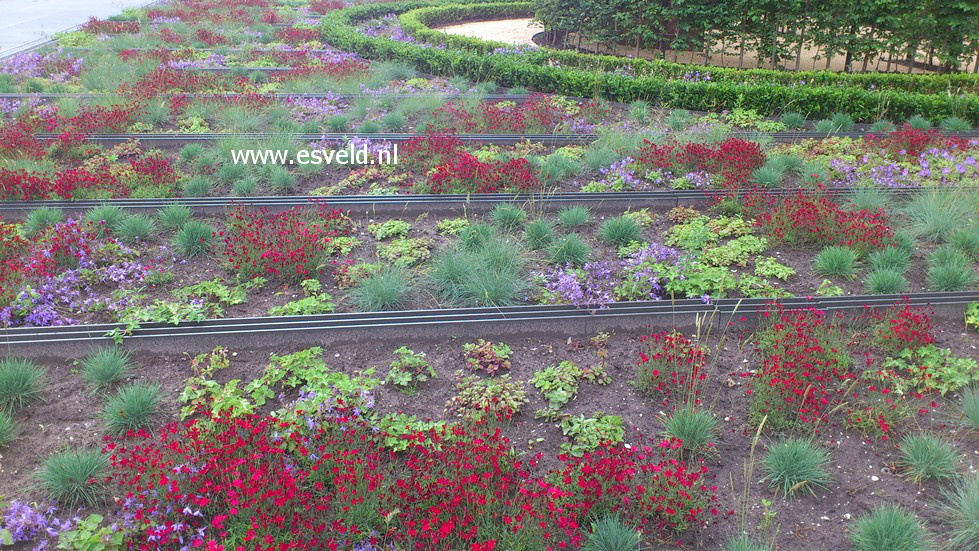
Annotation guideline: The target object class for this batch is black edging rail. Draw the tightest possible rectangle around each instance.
[1,186,976,217]
[2,292,976,349]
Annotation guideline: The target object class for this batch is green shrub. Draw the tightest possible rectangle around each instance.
[629,101,651,123]
[850,505,929,551]
[751,163,785,187]
[357,120,381,133]
[904,190,974,241]
[179,143,204,162]
[813,119,838,134]
[549,233,591,266]
[173,220,215,257]
[598,216,642,248]
[351,266,412,311]
[538,153,582,184]
[0,358,45,412]
[101,383,161,435]
[558,205,591,227]
[23,207,64,237]
[327,114,349,132]
[761,438,831,497]
[232,175,258,196]
[524,219,555,250]
[662,406,716,455]
[216,163,247,185]
[937,474,979,550]
[157,204,192,230]
[82,348,131,391]
[897,433,958,483]
[381,111,406,131]
[268,165,296,191]
[847,187,892,212]
[865,268,907,294]
[38,448,108,508]
[583,515,641,551]
[116,214,156,244]
[491,203,528,232]
[813,246,858,278]
[930,244,970,269]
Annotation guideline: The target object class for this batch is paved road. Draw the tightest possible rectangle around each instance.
[0,0,151,57]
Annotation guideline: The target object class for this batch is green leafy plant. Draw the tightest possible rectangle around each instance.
[445,372,528,421]
[368,219,411,240]
[967,302,979,331]
[56,513,126,550]
[868,247,910,273]
[101,382,161,435]
[958,386,979,429]
[560,412,625,456]
[815,279,844,296]
[850,504,929,551]
[462,339,512,374]
[0,357,45,412]
[754,257,795,280]
[84,205,125,237]
[377,237,431,267]
[430,231,528,307]
[761,438,831,497]
[436,217,469,236]
[375,413,450,452]
[81,347,131,391]
[386,346,435,393]
[725,534,772,551]
[880,345,979,396]
[533,360,582,416]
[897,433,958,483]
[269,279,335,316]
[38,448,109,508]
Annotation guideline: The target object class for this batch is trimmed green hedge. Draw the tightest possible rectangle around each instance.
[321,1,979,124]
[400,3,979,95]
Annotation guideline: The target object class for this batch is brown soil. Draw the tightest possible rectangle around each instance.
[2,317,977,549]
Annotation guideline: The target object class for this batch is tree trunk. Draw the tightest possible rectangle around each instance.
[861,27,876,72]
[795,26,804,70]
[738,38,745,69]
[825,49,833,70]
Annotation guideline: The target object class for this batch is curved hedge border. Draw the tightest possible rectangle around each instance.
[400,3,979,96]
[320,0,979,124]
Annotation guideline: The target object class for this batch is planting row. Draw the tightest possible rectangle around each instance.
[2,125,977,201]
[1,186,976,329]
[0,302,977,549]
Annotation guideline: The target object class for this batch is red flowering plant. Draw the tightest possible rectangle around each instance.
[536,438,718,548]
[104,411,391,550]
[635,138,765,188]
[865,124,970,157]
[746,305,855,432]
[0,219,28,304]
[401,133,542,194]
[845,302,936,440]
[81,17,140,34]
[222,203,353,281]
[756,190,894,255]
[309,0,344,13]
[635,331,708,407]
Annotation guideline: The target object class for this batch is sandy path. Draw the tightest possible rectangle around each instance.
[438,17,541,46]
